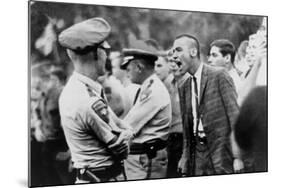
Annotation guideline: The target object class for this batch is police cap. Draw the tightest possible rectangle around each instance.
[58,17,111,54]
[121,40,158,70]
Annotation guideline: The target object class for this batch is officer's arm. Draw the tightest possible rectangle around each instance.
[85,105,117,144]
[123,93,161,136]
[85,104,129,159]
[108,107,132,131]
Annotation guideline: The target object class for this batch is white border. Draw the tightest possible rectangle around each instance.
[1,0,279,188]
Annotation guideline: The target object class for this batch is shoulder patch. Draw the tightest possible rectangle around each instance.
[91,99,109,123]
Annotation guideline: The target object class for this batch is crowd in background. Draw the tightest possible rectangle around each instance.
[29,2,267,186]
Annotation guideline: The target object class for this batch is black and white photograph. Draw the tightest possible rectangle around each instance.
[28,0,267,187]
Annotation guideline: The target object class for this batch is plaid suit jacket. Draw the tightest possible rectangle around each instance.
[178,63,239,175]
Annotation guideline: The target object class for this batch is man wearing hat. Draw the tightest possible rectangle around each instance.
[58,17,133,184]
[121,40,172,180]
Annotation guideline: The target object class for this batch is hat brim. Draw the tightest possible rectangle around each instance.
[121,48,158,70]
[100,41,111,49]
[120,56,134,70]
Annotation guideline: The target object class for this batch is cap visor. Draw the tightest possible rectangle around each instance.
[101,41,111,49]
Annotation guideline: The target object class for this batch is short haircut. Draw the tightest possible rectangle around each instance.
[175,34,201,58]
[135,58,155,70]
[67,48,97,63]
[210,39,236,64]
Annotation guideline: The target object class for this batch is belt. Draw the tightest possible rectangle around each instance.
[130,139,167,159]
[168,133,183,140]
[76,162,123,182]
[195,135,207,145]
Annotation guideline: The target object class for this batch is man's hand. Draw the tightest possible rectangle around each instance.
[108,130,132,159]
[177,156,188,176]
[111,129,134,145]
[246,38,267,67]
[56,150,71,161]
[121,129,134,142]
[233,158,244,173]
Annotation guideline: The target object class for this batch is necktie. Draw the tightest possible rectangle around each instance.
[191,76,200,136]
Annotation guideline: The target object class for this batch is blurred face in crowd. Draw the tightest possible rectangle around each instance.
[111,57,126,81]
[31,77,42,100]
[171,37,198,76]
[155,56,170,81]
[126,60,142,84]
[168,57,182,79]
[208,46,229,69]
[48,75,61,89]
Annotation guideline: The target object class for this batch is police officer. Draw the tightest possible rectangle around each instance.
[58,17,133,184]
[121,41,172,180]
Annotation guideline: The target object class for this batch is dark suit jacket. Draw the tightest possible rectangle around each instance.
[178,63,239,175]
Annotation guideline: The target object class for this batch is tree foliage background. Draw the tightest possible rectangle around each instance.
[30,1,264,65]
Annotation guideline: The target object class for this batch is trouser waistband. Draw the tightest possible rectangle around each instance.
[76,162,123,182]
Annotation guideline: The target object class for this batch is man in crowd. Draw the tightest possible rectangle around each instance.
[155,55,171,81]
[208,39,242,97]
[109,51,140,117]
[121,41,172,180]
[207,39,244,173]
[171,34,239,176]
[155,54,183,178]
[58,17,133,183]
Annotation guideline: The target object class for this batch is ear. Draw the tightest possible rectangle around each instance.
[225,54,231,63]
[190,48,198,58]
[136,62,144,73]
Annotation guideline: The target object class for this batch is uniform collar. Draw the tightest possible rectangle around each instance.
[140,73,157,90]
[143,73,157,84]
[72,71,102,93]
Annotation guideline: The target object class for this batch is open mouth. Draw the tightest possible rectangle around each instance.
[169,58,182,67]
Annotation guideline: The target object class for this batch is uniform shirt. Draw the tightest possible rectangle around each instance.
[124,74,172,144]
[163,74,182,134]
[59,72,122,169]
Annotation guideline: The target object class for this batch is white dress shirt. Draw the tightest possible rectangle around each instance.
[191,63,205,136]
